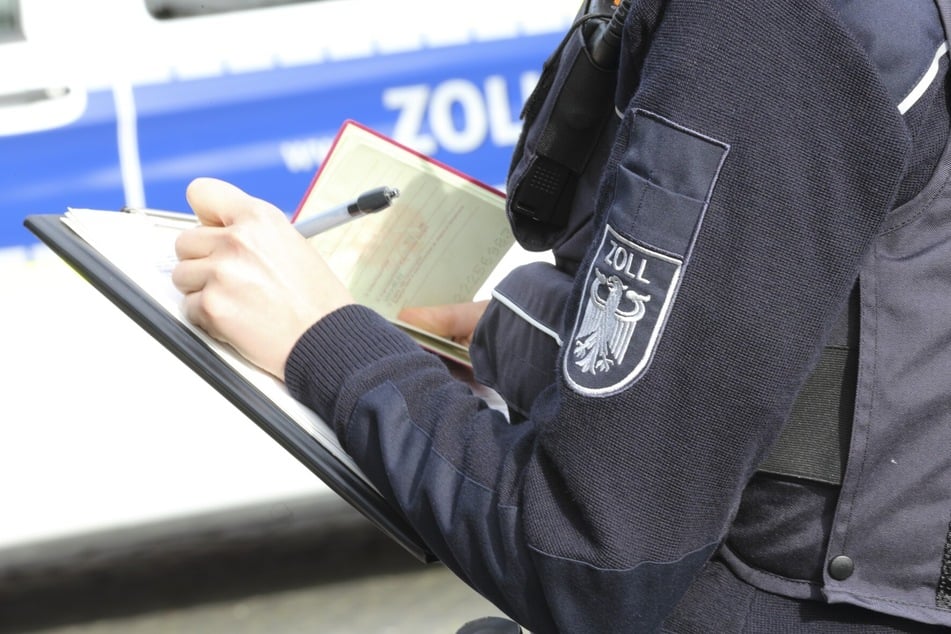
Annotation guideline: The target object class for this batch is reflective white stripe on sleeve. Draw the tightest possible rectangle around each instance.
[898,42,948,114]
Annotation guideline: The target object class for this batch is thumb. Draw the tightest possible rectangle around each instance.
[398,300,489,340]
[185,177,272,228]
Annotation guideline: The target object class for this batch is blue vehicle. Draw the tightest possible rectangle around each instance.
[0,0,577,251]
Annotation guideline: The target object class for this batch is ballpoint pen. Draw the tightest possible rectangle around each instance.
[120,185,399,235]
[294,185,400,237]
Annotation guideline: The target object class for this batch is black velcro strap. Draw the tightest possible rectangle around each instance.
[757,345,857,485]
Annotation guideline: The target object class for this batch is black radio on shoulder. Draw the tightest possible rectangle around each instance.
[509,0,631,230]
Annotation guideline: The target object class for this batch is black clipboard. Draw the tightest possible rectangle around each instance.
[25,214,435,563]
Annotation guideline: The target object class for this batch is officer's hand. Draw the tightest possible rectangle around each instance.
[172,177,354,380]
[398,300,489,347]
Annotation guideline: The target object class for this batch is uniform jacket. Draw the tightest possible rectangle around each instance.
[285,0,951,630]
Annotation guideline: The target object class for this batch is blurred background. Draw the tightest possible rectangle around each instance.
[0,0,577,631]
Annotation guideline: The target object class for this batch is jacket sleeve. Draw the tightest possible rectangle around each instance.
[285,1,912,631]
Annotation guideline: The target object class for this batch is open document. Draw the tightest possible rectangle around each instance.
[297,120,515,364]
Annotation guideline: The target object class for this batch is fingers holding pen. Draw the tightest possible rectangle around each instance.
[170,254,212,294]
[177,274,245,344]
[173,224,225,262]
[171,231,249,339]
[170,177,356,379]
[185,177,282,228]
[171,223,248,294]
[175,177,291,264]
[172,186,292,291]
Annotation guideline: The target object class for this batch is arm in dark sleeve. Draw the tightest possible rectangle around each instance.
[286,1,913,631]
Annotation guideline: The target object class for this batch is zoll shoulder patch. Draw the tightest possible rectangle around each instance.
[565,110,729,396]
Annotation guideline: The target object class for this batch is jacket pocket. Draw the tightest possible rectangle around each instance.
[563,109,730,395]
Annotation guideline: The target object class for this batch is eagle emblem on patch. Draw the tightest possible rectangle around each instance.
[572,270,651,375]
[565,225,683,396]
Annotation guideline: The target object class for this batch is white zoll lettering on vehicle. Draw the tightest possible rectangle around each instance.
[2,0,577,241]
[383,72,540,155]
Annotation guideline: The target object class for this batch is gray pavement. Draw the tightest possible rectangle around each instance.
[0,497,508,634]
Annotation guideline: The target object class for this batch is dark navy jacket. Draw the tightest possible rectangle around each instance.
[286,1,951,631]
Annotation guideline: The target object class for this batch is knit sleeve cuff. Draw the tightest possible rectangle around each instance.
[284,304,422,420]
